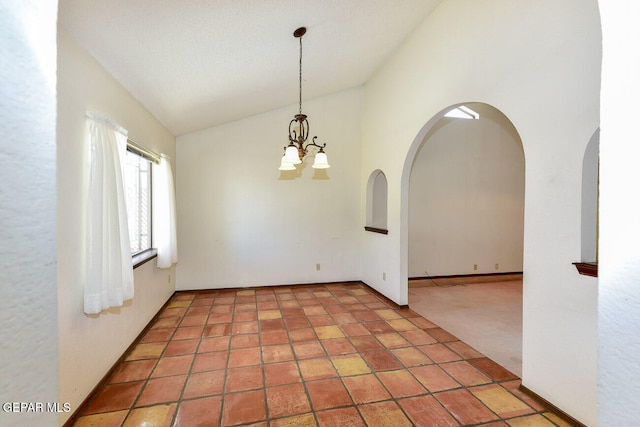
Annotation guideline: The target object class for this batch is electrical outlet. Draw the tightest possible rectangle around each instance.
[474,264,478,271]
[383,272,386,280]
[495,263,499,270]
[424,268,428,275]
[316,263,321,271]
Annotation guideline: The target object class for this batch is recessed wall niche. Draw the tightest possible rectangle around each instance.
[365,169,388,234]
[574,128,599,277]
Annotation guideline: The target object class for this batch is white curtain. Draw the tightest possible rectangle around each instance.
[84,113,134,314]
[153,154,178,268]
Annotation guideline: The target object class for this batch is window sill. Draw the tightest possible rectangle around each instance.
[364,226,388,235]
[133,248,157,269]
[573,262,598,278]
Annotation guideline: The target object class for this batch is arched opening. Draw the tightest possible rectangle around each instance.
[402,102,525,376]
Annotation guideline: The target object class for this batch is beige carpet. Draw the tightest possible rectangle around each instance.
[409,277,523,377]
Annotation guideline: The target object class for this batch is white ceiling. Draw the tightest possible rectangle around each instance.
[58,0,443,136]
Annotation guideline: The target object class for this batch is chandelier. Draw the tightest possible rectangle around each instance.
[279,27,330,171]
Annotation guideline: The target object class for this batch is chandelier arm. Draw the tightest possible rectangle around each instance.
[300,117,308,142]
[303,136,326,150]
[288,118,299,143]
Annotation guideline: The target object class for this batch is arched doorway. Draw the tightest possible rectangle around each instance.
[401,102,525,376]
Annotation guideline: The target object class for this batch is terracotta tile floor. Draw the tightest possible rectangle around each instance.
[72,283,571,426]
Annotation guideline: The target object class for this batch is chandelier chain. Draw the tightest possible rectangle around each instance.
[298,36,303,115]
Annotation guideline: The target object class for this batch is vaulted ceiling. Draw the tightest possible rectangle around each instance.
[59,0,443,136]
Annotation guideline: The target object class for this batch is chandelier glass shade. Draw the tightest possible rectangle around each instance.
[279,27,330,171]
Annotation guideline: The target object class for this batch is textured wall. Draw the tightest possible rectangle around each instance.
[598,1,640,425]
[0,2,59,426]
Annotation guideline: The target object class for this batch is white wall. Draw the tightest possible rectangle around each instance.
[360,0,600,424]
[408,103,524,277]
[598,2,640,425]
[56,29,176,424]
[176,88,362,290]
[0,2,59,426]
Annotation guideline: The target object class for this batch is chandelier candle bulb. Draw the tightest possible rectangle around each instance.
[279,155,296,171]
[284,144,302,165]
[312,148,330,169]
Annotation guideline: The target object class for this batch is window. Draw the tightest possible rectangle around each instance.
[123,138,161,264]
[124,139,162,268]
[125,149,152,254]
[444,105,480,120]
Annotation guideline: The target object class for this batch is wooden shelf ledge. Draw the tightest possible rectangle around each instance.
[364,226,388,235]
[573,262,598,277]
